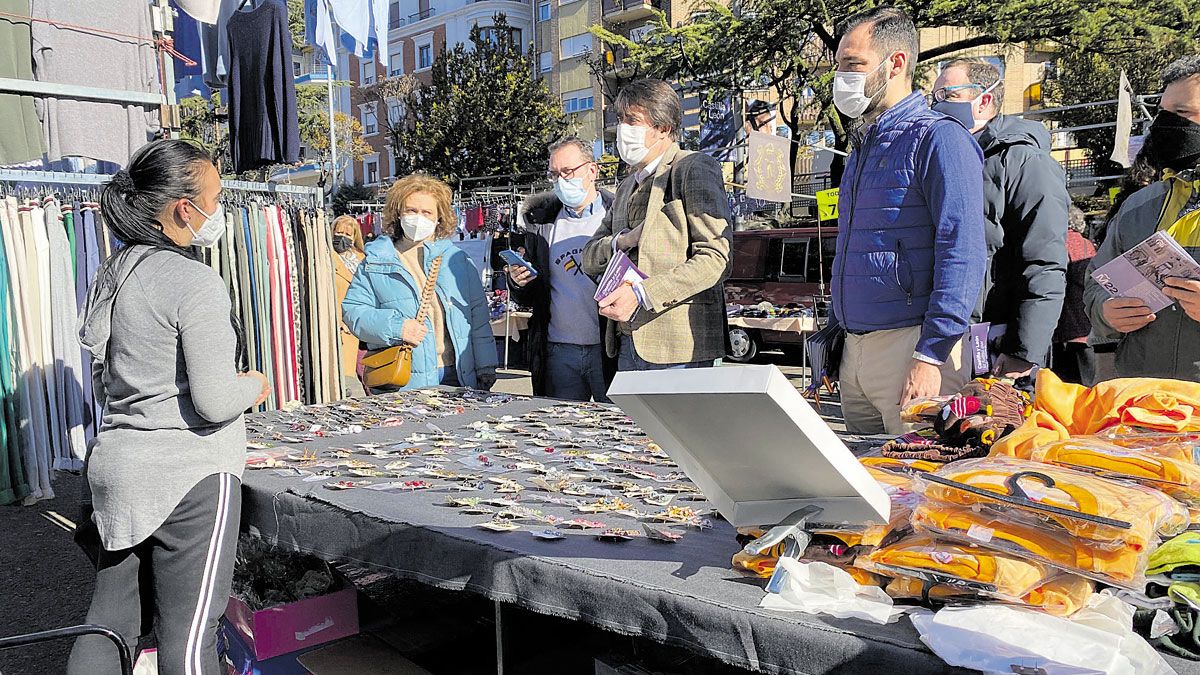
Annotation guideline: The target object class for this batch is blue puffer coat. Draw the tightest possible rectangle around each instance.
[832,93,987,363]
[342,236,498,389]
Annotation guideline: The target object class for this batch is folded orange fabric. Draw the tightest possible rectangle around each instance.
[992,370,1200,459]
[916,457,1189,549]
[1030,438,1200,508]
[859,535,1049,599]
[883,572,1093,617]
[912,504,1148,588]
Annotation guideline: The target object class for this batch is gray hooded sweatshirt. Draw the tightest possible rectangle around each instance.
[79,245,260,550]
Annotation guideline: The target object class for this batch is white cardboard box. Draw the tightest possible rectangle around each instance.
[608,364,890,528]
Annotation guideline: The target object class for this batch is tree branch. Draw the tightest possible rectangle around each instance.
[918,35,1003,62]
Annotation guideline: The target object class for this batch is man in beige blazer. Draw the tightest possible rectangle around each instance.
[582,79,733,371]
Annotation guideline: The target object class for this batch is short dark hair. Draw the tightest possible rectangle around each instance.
[615,79,684,140]
[548,137,594,162]
[1163,55,1200,87]
[943,57,1005,110]
[839,6,919,78]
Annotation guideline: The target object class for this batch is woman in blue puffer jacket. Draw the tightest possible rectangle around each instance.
[342,174,498,390]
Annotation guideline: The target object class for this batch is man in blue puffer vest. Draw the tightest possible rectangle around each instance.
[830,7,987,434]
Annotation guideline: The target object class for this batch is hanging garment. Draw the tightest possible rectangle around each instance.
[0,206,28,505]
[28,200,65,473]
[0,0,45,165]
[62,202,76,277]
[197,0,241,88]
[226,0,300,173]
[174,0,222,23]
[78,204,102,443]
[43,198,85,469]
[9,199,52,500]
[29,0,161,165]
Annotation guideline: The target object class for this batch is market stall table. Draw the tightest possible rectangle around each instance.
[236,390,1200,675]
[490,311,531,339]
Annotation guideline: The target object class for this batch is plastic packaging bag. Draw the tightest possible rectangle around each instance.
[1031,437,1200,507]
[758,559,917,624]
[1096,426,1200,462]
[911,591,1175,675]
[859,534,1056,601]
[914,457,1188,549]
[912,503,1150,589]
[884,571,1094,617]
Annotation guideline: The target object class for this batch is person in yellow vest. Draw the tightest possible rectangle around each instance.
[1085,56,1200,381]
[331,215,367,397]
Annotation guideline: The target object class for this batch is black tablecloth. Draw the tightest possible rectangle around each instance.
[237,391,1199,674]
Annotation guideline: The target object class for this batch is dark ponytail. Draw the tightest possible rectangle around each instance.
[94,139,247,370]
[100,139,212,250]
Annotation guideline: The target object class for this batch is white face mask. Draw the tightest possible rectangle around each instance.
[833,58,890,119]
[617,123,661,166]
[400,214,437,241]
[186,200,225,248]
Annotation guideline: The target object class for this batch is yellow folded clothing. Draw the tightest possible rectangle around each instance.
[859,535,1048,599]
[911,504,1148,589]
[1031,438,1200,508]
[883,572,1093,617]
[915,457,1188,549]
[1096,427,1200,462]
[992,370,1200,459]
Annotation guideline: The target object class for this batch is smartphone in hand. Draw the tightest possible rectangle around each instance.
[499,249,538,277]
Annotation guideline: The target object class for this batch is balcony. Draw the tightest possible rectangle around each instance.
[409,8,436,23]
[389,16,405,29]
[602,0,660,23]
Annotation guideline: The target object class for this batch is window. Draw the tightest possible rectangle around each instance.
[388,1,402,29]
[538,1,550,20]
[539,51,552,72]
[560,33,591,60]
[360,60,374,85]
[362,104,378,135]
[388,100,404,124]
[563,88,593,114]
[366,160,379,185]
[389,49,403,77]
[292,61,301,77]
[779,240,808,279]
[480,26,520,47]
[418,43,433,70]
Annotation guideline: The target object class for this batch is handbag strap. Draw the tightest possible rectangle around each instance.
[413,255,443,326]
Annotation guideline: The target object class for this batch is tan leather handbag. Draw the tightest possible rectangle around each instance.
[362,256,443,389]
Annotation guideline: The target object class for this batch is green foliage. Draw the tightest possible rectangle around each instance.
[392,14,567,187]
[288,0,306,52]
[589,0,1198,163]
[332,182,378,216]
[1047,36,1198,173]
[178,92,233,174]
[294,83,371,187]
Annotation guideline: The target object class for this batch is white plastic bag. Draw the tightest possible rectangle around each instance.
[759,559,915,625]
[911,591,1175,675]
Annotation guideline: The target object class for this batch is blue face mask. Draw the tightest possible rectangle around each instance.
[554,177,588,209]
[932,100,976,131]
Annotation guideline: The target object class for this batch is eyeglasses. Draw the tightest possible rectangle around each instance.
[546,161,593,182]
[930,84,984,103]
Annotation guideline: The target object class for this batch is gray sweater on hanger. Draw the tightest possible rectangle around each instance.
[79,246,261,550]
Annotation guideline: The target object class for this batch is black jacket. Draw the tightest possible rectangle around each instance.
[512,190,617,397]
[976,114,1069,366]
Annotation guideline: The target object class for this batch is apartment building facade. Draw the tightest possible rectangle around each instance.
[337,0,534,187]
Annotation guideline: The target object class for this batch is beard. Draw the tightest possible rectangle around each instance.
[859,67,890,120]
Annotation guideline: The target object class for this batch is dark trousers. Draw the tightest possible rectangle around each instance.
[1052,341,1097,386]
[546,342,610,403]
[68,473,241,675]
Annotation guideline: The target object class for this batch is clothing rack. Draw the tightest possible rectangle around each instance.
[0,0,184,126]
[0,169,322,199]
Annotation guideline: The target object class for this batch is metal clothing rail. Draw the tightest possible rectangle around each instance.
[0,169,322,199]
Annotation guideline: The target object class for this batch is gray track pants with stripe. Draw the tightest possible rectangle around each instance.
[68,473,240,675]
